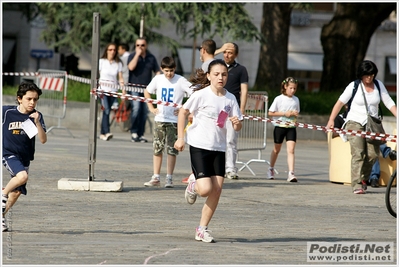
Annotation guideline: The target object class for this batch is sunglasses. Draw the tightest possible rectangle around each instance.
[136,44,145,47]
[198,47,202,51]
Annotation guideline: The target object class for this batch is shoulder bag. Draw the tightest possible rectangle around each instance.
[360,83,386,146]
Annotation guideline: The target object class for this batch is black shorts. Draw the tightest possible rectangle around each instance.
[273,127,297,144]
[189,146,225,179]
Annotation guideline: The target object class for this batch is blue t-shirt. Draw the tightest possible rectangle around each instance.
[2,105,46,164]
[127,52,160,86]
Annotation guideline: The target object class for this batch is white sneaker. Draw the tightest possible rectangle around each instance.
[185,174,197,204]
[99,134,107,141]
[226,171,238,179]
[195,226,214,243]
[267,167,275,179]
[165,176,174,188]
[105,133,113,140]
[144,175,160,187]
[287,171,297,182]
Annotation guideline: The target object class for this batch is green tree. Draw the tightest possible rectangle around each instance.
[160,3,262,72]
[11,3,261,58]
[254,3,311,92]
[320,3,396,92]
[254,4,292,92]
[35,3,178,53]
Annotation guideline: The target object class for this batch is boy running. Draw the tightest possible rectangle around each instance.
[2,82,47,232]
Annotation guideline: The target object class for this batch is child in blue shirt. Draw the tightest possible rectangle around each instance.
[2,82,47,232]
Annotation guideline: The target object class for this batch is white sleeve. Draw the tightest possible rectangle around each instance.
[377,80,396,110]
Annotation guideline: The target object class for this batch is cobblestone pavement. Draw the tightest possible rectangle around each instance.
[2,129,396,265]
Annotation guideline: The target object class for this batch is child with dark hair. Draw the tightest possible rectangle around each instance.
[2,82,47,232]
[174,59,243,243]
[267,77,300,182]
[143,56,193,188]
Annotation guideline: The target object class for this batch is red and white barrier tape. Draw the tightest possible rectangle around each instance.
[3,72,146,92]
[4,72,395,143]
[92,89,182,108]
[92,89,396,143]
[244,115,396,142]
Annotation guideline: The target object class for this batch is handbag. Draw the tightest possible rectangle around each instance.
[115,99,131,123]
[360,83,386,146]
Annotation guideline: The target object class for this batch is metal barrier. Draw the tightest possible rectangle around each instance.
[236,91,273,176]
[21,69,73,137]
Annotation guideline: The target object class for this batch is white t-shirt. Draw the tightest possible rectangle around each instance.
[202,59,215,72]
[339,79,395,126]
[269,94,300,128]
[146,74,193,123]
[184,86,243,152]
[119,52,130,84]
[99,58,123,92]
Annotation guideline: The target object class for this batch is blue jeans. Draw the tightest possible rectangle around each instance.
[369,143,391,181]
[130,92,148,137]
[101,95,116,135]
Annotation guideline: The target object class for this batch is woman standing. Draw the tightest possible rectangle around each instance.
[174,59,243,243]
[99,42,125,141]
[327,60,397,194]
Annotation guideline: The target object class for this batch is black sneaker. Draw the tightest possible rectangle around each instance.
[2,194,8,215]
[131,133,140,142]
[370,179,379,188]
[2,217,7,232]
[389,150,397,161]
[139,136,148,143]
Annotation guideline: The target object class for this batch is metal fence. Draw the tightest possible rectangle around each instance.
[236,91,272,176]
[21,69,73,137]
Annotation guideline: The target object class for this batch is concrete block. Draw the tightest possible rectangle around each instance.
[58,178,123,192]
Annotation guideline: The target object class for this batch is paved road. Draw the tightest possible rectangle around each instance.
[2,128,396,265]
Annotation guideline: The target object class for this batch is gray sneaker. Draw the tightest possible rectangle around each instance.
[144,176,160,187]
[165,176,174,188]
[267,167,275,179]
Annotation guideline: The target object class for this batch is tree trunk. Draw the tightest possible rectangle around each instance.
[320,3,395,92]
[254,3,292,92]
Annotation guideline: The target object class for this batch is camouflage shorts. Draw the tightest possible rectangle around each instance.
[153,122,178,156]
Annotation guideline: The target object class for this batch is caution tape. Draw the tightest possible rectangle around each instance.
[93,89,182,108]
[243,115,396,143]
[4,71,396,143]
[92,89,396,143]
[3,72,147,92]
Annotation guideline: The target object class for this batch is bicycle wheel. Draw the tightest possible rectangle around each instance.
[385,169,396,218]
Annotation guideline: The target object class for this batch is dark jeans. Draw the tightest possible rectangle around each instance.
[369,143,392,181]
[130,92,148,137]
[101,95,116,135]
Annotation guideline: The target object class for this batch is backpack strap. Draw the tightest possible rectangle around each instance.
[347,79,360,113]
[374,79,383,119]
[346,78,382,119]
